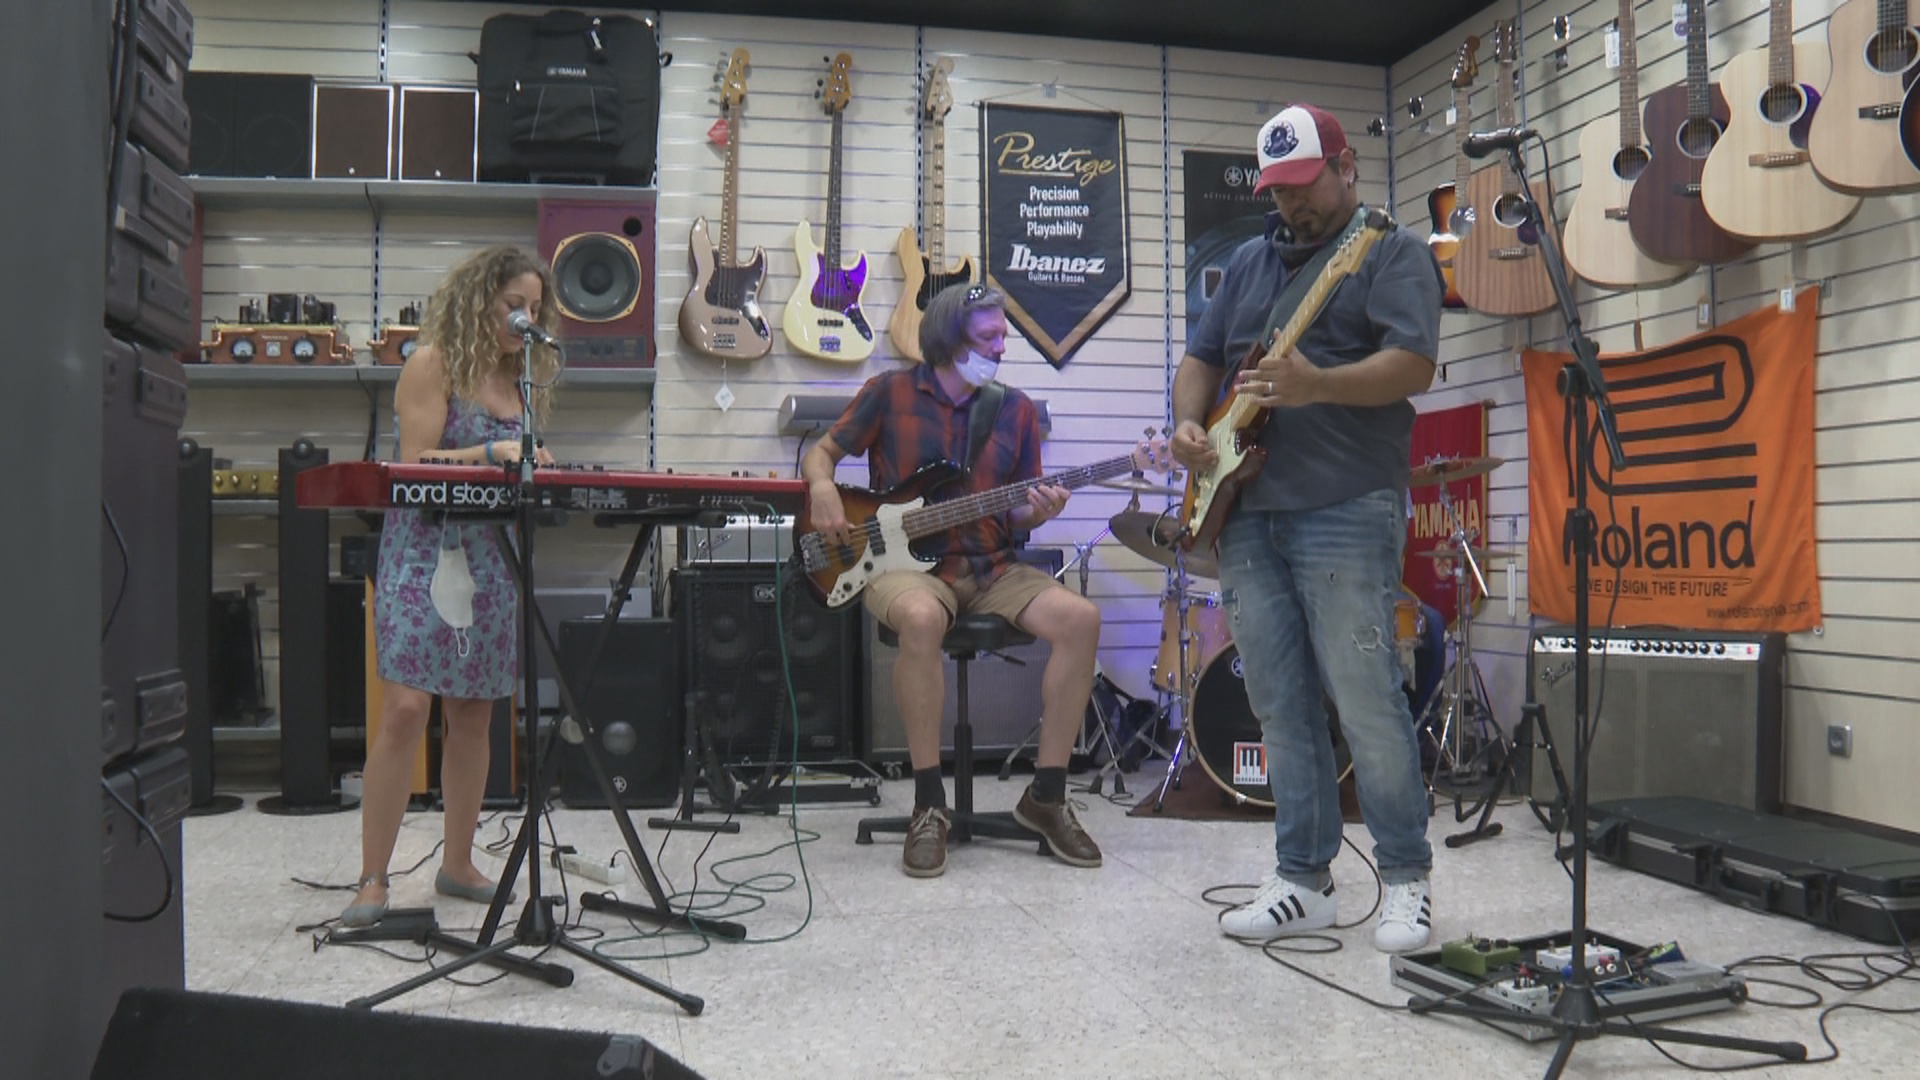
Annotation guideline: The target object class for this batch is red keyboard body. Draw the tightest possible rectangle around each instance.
[295,461,804,517]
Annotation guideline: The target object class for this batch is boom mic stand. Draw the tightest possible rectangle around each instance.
[1408,138,1803,1077]
[347,330,714,1016]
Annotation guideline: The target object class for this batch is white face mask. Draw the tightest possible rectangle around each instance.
[954,349,1000,388]
[430,527,476,656]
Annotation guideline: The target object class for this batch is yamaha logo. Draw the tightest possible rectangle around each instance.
[1224,165,1249,187]
[546,64,590,79]
[1264,120,1299,160]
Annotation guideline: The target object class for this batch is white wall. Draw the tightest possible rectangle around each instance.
[1390,0,1920,831]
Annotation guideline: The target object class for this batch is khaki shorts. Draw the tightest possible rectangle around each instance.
[863,563,1061,630]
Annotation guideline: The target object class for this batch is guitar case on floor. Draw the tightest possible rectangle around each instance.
[475,9,666,185]
[1588,796,1920,946]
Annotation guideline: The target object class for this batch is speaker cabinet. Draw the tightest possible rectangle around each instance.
[184,71,313,178]
[865,620,1051,765]
[673,564,862,765]
[557,618,681,809]
[536,198,656,367]
[312,83,392,179]
[398,86,477,181]
[1527,627,1786,813]
[93,988,707,1080]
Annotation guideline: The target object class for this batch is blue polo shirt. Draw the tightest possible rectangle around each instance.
[1186,208,1444,511]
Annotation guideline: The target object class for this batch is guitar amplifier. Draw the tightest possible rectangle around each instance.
[1526,626,1786,814]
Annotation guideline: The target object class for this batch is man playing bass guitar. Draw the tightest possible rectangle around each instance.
[1169,104,1443,952]
[801,283,1103,878]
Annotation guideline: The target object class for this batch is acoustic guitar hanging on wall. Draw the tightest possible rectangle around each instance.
[1452,21,1558,318]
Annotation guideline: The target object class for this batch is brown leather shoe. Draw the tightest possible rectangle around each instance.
[1013,787,1102,868]
[903,806,950,878]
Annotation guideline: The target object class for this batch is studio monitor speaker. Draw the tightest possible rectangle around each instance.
[91,988,706,1080]
[673,564,862,765]
[557,617,681,809]
[537,198,656,367]
[184,72,314,178]
[1526,627,1786,814]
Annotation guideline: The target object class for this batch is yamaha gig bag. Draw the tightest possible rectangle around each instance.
[475,10,663,185]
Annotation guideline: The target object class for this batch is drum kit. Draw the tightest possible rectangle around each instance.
[1075,452,1518,814]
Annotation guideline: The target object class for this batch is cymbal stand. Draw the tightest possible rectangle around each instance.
[1148,541,1200,812]
[997,528,1128,790]
[1417,482,1506,799]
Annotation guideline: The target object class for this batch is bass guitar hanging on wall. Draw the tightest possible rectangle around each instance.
[785,52,874,363]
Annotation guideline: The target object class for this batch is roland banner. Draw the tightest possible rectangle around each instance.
[980,103,1129,367]
[1524,296,1821,632]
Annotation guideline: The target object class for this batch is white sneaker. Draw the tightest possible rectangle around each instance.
[1219,874,1337,941]
[1375,879,1433,953]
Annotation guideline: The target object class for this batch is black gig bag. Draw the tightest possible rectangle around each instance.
[475,9,664,185]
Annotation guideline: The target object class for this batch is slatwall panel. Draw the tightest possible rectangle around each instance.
[1392,0,1920,832]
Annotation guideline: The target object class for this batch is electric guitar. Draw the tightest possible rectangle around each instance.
[784,52,874,363]
[1701,0,1861,241]
[1453,21,1558,317]
[797,439,1171,608]
[1178,210,1392,554]
[889,57,978,362]
[1817,0,1920,192]
[1425,36,1479,311]
[1564,0,1697,290]
[680,49,772,361]
[1626,0,1756,265]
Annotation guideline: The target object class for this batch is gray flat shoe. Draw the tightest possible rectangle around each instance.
[435,869,511,904]
[339,876,388,928]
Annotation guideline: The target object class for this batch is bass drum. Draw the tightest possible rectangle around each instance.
[1189,644,1351,808]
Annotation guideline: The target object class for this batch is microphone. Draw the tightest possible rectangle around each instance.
[1462,125,1536,159]
[507,309,559,346]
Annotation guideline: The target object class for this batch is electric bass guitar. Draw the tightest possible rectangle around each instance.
[1564,0,1697,289]
[1425,36,1479,310]
[784,52,874,363]
[1453,21,1558,317]
[798,439,1171,608]
[1701,0,1861,241]
[1626,0,1755,265]
[680,48,772,360]
[1178,209,1392,554]
[890,57,978,362]
[1818,0,1920,192]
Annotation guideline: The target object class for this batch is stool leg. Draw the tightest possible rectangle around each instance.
[953,654,974,842]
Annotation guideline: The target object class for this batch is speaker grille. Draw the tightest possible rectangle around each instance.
[1527,628,1785,813]
[552,232,642,322]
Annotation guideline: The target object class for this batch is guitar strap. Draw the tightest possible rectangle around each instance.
[963,380,1006,476]
[1231,205,1374,382]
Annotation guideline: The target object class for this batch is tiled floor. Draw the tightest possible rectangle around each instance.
[185,766,1920,1079]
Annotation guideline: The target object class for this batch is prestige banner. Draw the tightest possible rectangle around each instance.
[1524,296,1821,632]
[980,103,1129,367]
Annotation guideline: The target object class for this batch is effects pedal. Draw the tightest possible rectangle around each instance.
[1535,942,1623,978]
[1487,974,1552,1011]
[1441,935,1522,977]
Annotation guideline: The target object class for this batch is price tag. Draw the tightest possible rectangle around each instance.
[1779,287,1796,313]
[1696,300,1712,328]
[1446,105,1457,126]
[1605,28,1621,69]
[1673,2,1688,40]
[715,384,735,412]
[706,118,730,147]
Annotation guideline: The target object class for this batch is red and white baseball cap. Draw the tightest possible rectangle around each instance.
[1253,104,1349,193]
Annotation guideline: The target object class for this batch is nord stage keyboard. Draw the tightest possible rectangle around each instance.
[295,461,805,518]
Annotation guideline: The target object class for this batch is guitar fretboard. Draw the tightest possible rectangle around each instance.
[1766,0,1795,89]
[1685,0,1710,121]
[1494,27,1522,196]
[1452,84,1472,193]
[926,115,948,268]
[899,453,1142,539]
[1617,0,1642,149]
[721,102,741,265]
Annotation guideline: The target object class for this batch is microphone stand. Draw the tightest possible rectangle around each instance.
[1408,140,1802,1077]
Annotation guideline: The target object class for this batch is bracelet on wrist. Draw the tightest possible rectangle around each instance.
[484,442,496,465]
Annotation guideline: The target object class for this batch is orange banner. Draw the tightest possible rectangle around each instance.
[1524,297,1820,632]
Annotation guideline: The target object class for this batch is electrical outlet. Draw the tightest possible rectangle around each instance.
[1827,724,1853,758]
[554,851,627,885]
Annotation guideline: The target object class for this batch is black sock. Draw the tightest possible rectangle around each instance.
[914,767,947,811]
[1032,767,1067,804]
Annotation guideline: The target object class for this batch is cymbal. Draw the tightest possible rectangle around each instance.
[1414,545,1522,563]
[1108,510,1219,579]
[1096,474,1185,497]
[1409,455,1506,486]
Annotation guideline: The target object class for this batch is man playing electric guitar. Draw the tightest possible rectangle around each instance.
[801,283,1103,878]
[1169,104,1443,952]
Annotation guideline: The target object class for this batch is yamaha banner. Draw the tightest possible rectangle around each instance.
[1182,149,1268,340]
[980,103,1130,368]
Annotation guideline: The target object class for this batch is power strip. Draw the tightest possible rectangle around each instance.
[553,851,627,886]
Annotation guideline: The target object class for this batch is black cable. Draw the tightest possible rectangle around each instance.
[101,776,176,922]
[290,839,444,893]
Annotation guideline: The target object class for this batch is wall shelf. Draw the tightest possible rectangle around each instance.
[185,363,656,389]
[189,176,657,215]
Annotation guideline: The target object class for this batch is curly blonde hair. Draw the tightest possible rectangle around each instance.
[419,246,561,418]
